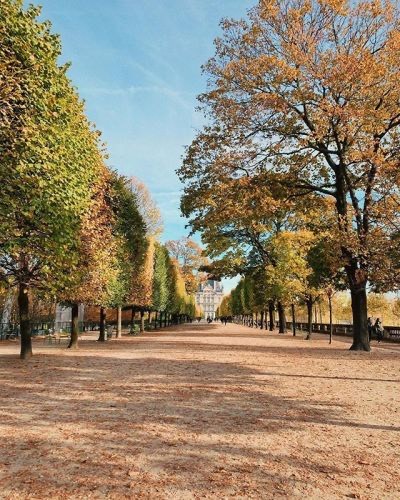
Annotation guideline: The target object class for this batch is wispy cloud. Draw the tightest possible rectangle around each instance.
[83,84,194,111]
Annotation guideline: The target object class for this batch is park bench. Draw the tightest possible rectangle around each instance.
[386,328,400,340]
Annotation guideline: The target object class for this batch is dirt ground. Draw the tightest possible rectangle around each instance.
[0,323,399,499]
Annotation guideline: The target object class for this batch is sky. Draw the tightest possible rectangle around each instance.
[32,0,253,292]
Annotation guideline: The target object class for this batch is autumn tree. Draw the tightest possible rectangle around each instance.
[130,237,155,332]
[217,295,232,318]
[60,171,146,347]
[165,237,208,294]
[0,1,107,358]
[179,0,400,350]
[128,177,163,239]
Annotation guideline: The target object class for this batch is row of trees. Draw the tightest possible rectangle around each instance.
[217,277,400,337]
[179,0,400,351]
[0,1,199,359]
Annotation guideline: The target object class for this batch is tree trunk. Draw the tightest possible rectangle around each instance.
[116,306,122,338]
[336,176,370,351]
[349,283,370,351]
[98,307,106,342]
[268,301,275,331]
[291,303,296,337]
[131,307,135,334]
[154,311,158,329]
[305,297,313,340]
[328,297,333,345]
[260,310,264,330]
[18,283,32,359]
[140,310,145,333]
[277,301,286,333]
[68,303,79,349]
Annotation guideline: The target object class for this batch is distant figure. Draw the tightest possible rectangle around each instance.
[224,317,227,325]
[374,318,384,343]
[196,317,201,323]
[367,317,373,342]
[207,316,212,324]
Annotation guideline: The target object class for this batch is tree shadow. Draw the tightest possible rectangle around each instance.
[0,353,349,497]
[0,327,398,497]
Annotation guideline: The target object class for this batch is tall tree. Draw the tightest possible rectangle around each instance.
[0,1,106,358]
[128,177,163,239]
[165,237,208,294]
[180,0,400,350]
[152,243,170,324]
[60,172,146,347]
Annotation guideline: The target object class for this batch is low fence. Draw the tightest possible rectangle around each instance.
[286,322,400,342]
[233,317,400,342]
[0,315,185,340]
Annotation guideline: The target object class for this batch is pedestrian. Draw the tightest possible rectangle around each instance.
[374,318,384,343]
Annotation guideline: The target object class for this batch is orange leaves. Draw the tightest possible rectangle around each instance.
[319,0,348,14]
[130,237,155,308]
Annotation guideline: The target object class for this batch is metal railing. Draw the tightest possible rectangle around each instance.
[286,322,400,341]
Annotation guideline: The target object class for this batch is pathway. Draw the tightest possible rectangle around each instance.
[0,323,399,499]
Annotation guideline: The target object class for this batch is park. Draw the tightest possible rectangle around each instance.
[1,0,400,498]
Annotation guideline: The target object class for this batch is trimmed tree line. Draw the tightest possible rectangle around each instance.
[0,1,199,359]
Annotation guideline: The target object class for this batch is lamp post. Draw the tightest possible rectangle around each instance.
[291,302,296,337]
[326,287,333,345]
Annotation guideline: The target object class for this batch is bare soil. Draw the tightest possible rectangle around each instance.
[0,323,399,499]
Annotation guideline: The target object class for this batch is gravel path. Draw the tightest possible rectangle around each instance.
[0,323,399,499]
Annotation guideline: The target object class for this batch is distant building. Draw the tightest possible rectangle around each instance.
[196,280,224,319]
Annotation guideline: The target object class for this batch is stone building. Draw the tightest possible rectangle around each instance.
[195,280,224,319]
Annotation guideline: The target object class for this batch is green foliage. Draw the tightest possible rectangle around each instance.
[0,0,104,294]
[152,243,170,312]
[108,174,147,307]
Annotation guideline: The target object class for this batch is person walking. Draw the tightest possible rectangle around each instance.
[374,318,384,343]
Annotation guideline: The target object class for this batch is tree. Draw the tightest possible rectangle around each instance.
[180,0,400,350]
[165,237,208,294]
[60,171,146,347]
[217,294,232,318]
[128,177,163,238]
[130,237,155,332]
[152,243,170,327]
[0,1,107,358]
[124,177,164,331]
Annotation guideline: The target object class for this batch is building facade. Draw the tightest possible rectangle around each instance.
[195,280,224,319]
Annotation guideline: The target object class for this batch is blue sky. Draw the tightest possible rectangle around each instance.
[33,0,253,290]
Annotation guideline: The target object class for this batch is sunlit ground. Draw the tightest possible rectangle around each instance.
[0,323,399,499]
